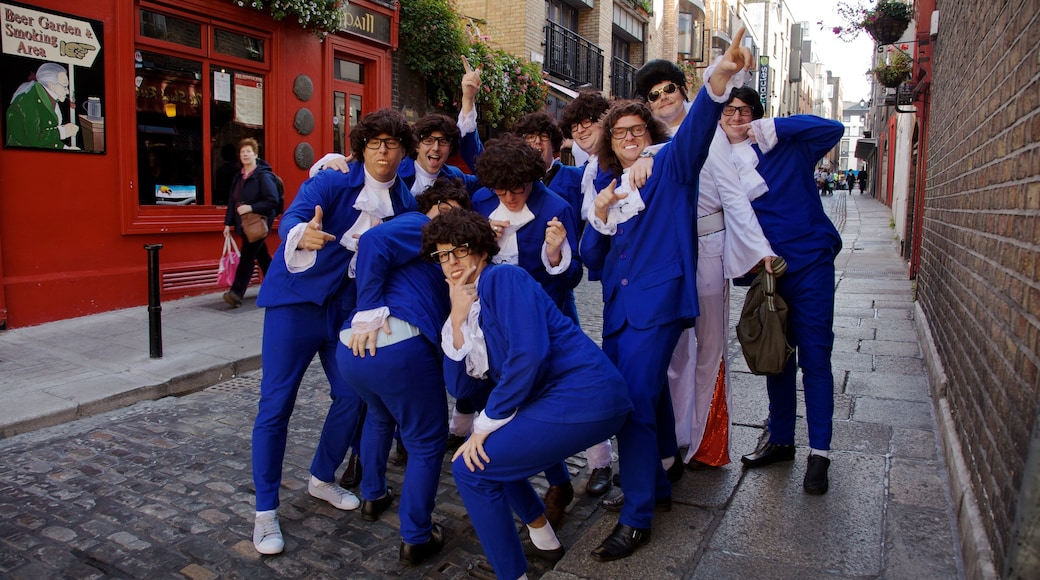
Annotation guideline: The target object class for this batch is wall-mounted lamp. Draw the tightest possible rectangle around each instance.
[164,103,176,117]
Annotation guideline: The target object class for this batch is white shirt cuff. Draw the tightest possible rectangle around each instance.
[457,108,478,136]
[284,222,317,273]
[541,240,572,274]
[441,318,472,361]
[752,119,778,154]
[703,56,750,103]
[309,153,347,178]
[473,409,517,435]
[351,307,390,333]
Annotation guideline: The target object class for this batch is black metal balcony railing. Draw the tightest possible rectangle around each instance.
[544,20,604,90]
[611,57,637,99]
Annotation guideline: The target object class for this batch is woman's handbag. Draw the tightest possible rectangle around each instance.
[240,211,269,243]
[736,257,794,375]
[217,234,240,287]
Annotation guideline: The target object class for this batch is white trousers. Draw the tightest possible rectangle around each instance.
[667,252,731,464]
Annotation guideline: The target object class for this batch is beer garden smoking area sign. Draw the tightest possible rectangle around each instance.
[1,1,103,151]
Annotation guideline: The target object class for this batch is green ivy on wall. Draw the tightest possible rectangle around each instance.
[399,0,547,127]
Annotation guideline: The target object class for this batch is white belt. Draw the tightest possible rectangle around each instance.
[697,211,725,237]
[339,316,422,348]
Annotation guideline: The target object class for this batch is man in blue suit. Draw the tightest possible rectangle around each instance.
[718,86,844,495]
[249,108,417,555]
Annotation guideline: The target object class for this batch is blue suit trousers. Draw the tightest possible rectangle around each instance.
[337,335,447,544]
[766,257,836,450]
[252,302,364,511]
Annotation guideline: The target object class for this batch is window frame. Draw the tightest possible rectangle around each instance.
[124,1,272,234]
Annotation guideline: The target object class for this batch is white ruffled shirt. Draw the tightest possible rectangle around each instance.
[410,164,439,196]
[440,288,517,435]
[586,168,646,235]
[284,168,395,276]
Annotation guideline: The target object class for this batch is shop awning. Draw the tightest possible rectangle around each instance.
[855,139,877,160]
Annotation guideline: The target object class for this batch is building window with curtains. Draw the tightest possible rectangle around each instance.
[134,7,268,208]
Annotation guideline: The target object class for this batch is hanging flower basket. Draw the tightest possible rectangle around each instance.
[863,13,910,44]
[872,51,912,88]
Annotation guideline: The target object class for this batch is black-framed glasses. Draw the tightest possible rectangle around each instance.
[420,135,452,147]
[722,105,753,117]
[429,243,471,263]
[365,137,402,150]
[494,185,528,197]
[523,133,551,144]
[570,118,594,132]
[610,124,648,140]
[647,82,678,103]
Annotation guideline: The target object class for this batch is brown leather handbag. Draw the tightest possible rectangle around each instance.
[240,212,269,243]
[736,257,793,375]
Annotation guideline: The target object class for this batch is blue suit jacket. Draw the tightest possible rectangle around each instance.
[579,88,722,336]
[444,264,632,423]
[749,115,844,272]
[547,160,585,223]
[471,182,583,315]
[257,162,416,309]
[352,212,448,343]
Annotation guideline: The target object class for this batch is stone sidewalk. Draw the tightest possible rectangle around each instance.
[0,192,966,578]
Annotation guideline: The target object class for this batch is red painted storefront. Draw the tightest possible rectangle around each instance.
[0,0,397,328]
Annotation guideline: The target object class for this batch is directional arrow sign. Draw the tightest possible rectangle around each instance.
[1,3,100,68]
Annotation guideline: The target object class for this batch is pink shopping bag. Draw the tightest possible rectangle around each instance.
[217,234,240,287]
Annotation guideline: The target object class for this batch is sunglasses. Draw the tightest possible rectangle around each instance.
[647,83,678,103]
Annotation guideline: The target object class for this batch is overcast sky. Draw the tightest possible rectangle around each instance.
[783,0,875,104]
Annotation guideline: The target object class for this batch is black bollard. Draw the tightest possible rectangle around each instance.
[145,244,163,358]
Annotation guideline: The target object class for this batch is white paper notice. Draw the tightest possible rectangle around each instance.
[214,71,231,102]
[234,73,264,127]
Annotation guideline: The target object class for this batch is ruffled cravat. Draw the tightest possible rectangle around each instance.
[410,164,439,196]
[341,169,395,276]
[488,203,535,265]
[587,168,646,235]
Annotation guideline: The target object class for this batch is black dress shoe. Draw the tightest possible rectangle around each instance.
[585,467,612,497]
[803,454,831,495]
[740,442,796,468]
[590,523,651,562]
[666,453,683,483]
[599,492,671,513]
[520,529,565,564]
[685,458,716,471]
[542,482,574,529]
[339,453,362,488]
[400,523,444,566]
[362,487,394,522]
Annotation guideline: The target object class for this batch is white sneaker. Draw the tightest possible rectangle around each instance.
[308,475,360,510]
[253,511,284,555]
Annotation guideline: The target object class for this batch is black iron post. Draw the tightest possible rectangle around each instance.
[144,244,163,358]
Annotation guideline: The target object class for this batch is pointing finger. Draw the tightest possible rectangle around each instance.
[461,55,472,73]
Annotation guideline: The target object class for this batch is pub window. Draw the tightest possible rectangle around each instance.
[134,8,269,209]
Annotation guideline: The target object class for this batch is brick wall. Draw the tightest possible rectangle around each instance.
[918,0,1040,571]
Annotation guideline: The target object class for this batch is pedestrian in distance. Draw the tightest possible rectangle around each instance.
[222,138,278,308]
[718,86,845,495]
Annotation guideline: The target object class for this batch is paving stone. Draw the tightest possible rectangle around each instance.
[854,397,935,430]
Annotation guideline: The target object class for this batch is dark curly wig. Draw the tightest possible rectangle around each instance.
[422,209,499,263]
[415,177,472,214]
[560,91,611,139]
[411,114,462,159]
[475,134,546,190]
[349,108,417,160]
[594,100,672,176]
[726,87,765,120]
[510,112,564,154]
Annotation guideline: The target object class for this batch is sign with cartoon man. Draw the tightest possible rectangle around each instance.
[1,2,104,151]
